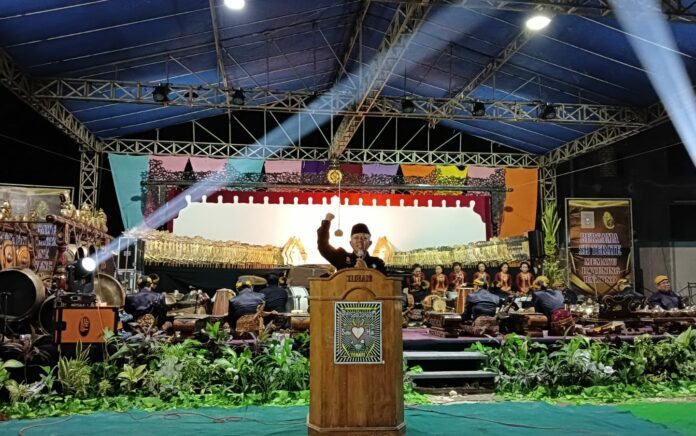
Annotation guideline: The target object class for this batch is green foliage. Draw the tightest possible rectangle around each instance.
[57,344,91,399]
[0,329,433,419]
[541,202,561,258]
[474,328,696,403]
[117,364,148,391]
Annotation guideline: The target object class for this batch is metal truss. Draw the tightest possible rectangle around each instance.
[374,0,696,23]
[79,151,100,207]
[0,50,103,154]
[32,77,648,127]
[331,1,433,157]
[432,30,533,126]
[540,100,668,166]
[539,164,557,206]
[333,0,372,87]
[103,138,540,167]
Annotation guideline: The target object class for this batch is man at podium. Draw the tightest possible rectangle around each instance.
[317,213,386,273]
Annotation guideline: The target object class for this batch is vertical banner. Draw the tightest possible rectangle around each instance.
[566,199,633,297]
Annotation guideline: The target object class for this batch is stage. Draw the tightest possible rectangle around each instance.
[402,327,659,351]
[0,402,684,435]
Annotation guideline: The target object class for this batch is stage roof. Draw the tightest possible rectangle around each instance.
[1,0,696,155]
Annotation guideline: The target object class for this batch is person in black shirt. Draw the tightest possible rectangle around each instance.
[229,280,266,329]
[462,279,501,321]
[317,213,386,273]
[649,275,684,310]
[531,276,564,320]
[124,276,166,324]
[259,274,288,313]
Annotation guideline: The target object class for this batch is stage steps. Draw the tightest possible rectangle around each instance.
[404,351,495,394]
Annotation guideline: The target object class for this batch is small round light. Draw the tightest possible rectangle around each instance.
[80,257,97,273]
[224,0,245,10]
[525,14,551,31]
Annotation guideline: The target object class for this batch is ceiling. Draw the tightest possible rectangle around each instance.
[1,0,696,155]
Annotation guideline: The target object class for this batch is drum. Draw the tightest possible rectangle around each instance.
[211,288,236,317]
[93,273,126,307]
[290,314,310,331]
[456,287,475,314]
[15,245,32,269]
[1,240,16,269]
[38,295,56,334]
[286,286,309,313]
[0,268,46,321]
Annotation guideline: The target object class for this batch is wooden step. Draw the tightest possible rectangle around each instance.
[407,370,495,379]
[403,351,486,361]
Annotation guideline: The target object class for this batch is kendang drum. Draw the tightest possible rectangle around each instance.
[286,286,309,313]
[0,268,45,321]
[211,288,236,317]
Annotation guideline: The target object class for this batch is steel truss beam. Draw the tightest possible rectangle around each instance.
[32,77,647,127]
[333,0,371,87]
[79,151,100,207]
[539,164,557,206]
[103,138,539,167]
[374,0,696,23]
[331,1,433,157]
[0,51,102,154]
[432,30,533,126]
[0,49,103,206]
[540,100,668,166]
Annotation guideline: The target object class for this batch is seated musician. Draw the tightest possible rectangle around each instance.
[649,275,684,310]
[317,213,385,273]
[494,262,513,296]
[531,276,564,320]
[430,265,449,295]
[448,262,467,288]
[473,262,491,286]
[259,274,288,313]
[461,278,501,322]
[124,276,166,324]
[406,264,425,290]
[148,274,160,291]
[516,261,535,295]
[410,280,431,309]
[615,278,641,298]
[229,279,266,329]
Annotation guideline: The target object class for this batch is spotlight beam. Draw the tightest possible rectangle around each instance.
[610,0,696,166]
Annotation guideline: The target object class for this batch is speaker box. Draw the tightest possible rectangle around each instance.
[54,306,119,344]
[527,230,545,259]
[117,238,144,270]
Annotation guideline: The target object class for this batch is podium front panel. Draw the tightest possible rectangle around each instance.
[308,269,404,434]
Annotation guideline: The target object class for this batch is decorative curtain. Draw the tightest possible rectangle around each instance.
[151,155,189,171]
[362,164,399,176]
[108,154,150,229]
[499,168,539,238]
[189,157,227,173]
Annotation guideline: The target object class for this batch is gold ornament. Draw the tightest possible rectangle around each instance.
[327,168,343,184]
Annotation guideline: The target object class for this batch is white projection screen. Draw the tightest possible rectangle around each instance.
[172,191,491,265]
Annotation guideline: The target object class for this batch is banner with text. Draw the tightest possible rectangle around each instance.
[566,199,633,297]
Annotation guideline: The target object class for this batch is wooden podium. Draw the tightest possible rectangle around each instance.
[308,268,405,435]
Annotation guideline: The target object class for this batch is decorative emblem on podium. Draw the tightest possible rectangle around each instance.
[334,302,382,364]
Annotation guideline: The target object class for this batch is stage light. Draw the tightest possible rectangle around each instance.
[79,257,97,274]
[224,0,245,10]
[231,89,245,106]
[472,101,486,117]
[526,14,551,31]
[401,98,415,113]
[540,103,557,120]
[152,84,170,103]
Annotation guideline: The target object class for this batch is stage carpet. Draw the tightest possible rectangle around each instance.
[1,402,689,435]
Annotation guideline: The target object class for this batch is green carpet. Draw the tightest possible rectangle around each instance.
[0,402,680,435]
[619,403,696,435]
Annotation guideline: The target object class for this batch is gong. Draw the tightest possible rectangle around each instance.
[0,268,46,321]
[93,273,126,307]
[1,240,16,269]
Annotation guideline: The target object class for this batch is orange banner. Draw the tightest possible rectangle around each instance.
[499,168,538,237]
